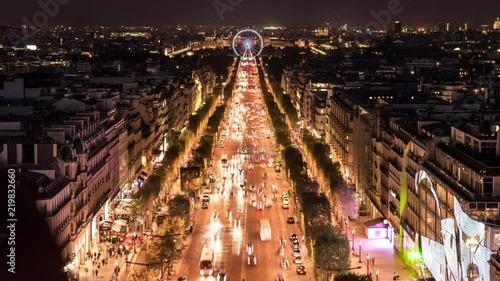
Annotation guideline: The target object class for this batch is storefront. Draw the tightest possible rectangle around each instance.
[99,221,113,242]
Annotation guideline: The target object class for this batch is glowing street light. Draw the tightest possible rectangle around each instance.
[351,229,355,250]
[358,240,362,263]
[366,253,370,275]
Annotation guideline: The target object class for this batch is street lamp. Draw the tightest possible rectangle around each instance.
[351,229,355,251]
[376,269,379,281]
[358,240,362,263]
[366,253,370,276]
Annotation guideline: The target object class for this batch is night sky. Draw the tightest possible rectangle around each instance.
[0,0,499,27]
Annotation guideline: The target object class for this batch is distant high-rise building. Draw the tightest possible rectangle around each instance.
[394,21,402,35]
[494,17,500,30]
[446,22,450,32]
[464,22,469,31]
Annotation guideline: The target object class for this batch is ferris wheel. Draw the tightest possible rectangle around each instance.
[232,29,263,60]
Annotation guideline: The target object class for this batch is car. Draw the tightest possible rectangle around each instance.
[293,256,303,264]
[209,173,216,183]
[287,216,295,224]
[202,194,210,202]
[217,272,227,281]
[282,203,289,209]
[292,241,300,249]
[276,274,286,281]
[296,265,307,275]
[282,199,289,205]
[246,243,254,254]
[201,202,208,209]
[178,276,187,281]
[282,193,288,199]
[290,234,298,241]
[257,202,264,210]
[247,254,257,265]
[292,249,301,258]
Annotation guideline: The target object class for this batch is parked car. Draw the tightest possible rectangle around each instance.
[202,194,210,202]
[296,265,307,275]
[287,216,295,224]
[201,202,208,209]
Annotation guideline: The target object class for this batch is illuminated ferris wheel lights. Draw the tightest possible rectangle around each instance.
[232,29,263,60]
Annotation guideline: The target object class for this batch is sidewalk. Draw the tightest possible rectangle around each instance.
[169,200,200,280]
[347,216,417,281]
[79,239,143,281]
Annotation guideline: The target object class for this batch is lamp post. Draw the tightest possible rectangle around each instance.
[366,253,370,276]
[376,269,379,281]
[358,240,362,263]
[351,229,355,251]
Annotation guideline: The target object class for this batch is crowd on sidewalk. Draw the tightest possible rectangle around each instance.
[78,237,143,281]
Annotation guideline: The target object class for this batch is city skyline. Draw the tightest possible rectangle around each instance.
[0,0,499,28]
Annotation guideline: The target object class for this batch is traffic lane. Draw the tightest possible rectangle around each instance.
[242,166,282,281]
[183,199,216,281]
[210,189,246,281]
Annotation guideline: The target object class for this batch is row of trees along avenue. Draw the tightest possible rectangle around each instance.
[128,55,238,280]
[257,50,369,281]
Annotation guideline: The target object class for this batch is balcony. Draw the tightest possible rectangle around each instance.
[388,157,402,171]
[405,166,416,178]
[390,201,400,217]
[423,160,475,200]
[44,196,71,218]
[401,219,416,239]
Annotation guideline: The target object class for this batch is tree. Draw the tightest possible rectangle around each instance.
[129,268,155,281]
[334,272,372,281]
[180,166,202,194]
[313,224,350,271]
[146,233,178,280]
[334,184,359,219]
[302,193,332,234]
[159,215,186,237]
[166,195,190,218]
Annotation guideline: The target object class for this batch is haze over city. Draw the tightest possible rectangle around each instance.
[2,1,500,281]
[0,0,499,27]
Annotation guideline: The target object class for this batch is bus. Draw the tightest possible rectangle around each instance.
[221,154,228,166]
[199,245,214,276]
[259,218,271,241]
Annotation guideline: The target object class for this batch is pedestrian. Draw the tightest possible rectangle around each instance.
[372,257,375,266]
[85,268,88,274]
[96,269,98,276]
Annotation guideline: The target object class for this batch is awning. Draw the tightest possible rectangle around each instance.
[120,237,133,247]
[111,224,122,233]
[115,208,131,215]
[364,218,389,229]
[112,219,127,232]
[141,171,148,177]
[99,221,112,231]
[114,219,128,226]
